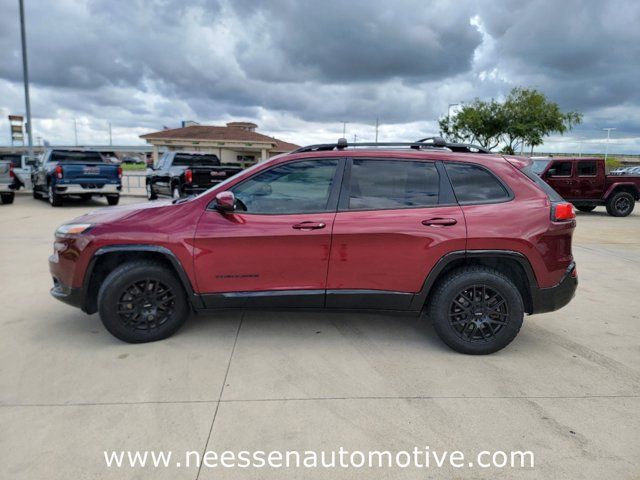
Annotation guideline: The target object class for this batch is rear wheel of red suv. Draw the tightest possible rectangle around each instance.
[427,267,524,355]
[97,260,189,343]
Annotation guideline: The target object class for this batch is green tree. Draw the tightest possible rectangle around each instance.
[500,88,582,154]
[439,87,582,153]
[438,98,505,150]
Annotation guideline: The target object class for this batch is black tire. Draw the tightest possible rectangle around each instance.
[146,183,157,200]
[106,195,120,206]
[427,266,524,355]
[1,192,14,204]
[48,183,63,207]
[576,205,596,213]
[606,191,635,217]
[98,261,189,343]
[32,187,40,199]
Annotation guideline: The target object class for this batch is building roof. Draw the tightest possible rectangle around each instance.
[140,124,300,152]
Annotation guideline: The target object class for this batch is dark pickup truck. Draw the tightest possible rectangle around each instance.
[32,149,122,207]
[534,157,640,216]
[146,151,243,200]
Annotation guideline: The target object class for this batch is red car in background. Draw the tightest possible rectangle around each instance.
[49,138,577,354]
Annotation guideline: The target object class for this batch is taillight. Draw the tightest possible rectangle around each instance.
[55,165,63,179]
[117,166,123,179]
[552,202,575,221]
[185,169,193,184]
[9,165,14,178]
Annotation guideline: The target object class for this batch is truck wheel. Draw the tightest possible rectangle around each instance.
[32,187,40,199]
[106,195,120,206]
[576,206,596,212]
[606,191,635,217]
[1,192,14,204]
[146,184,157,200]
[427,266,524,355]
[98,260,189,343]
[48,184,63,207]
[172,185,181,200]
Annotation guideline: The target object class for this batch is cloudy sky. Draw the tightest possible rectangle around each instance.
[0,0,639,153]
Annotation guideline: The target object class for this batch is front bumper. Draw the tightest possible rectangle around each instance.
[54,183,121,195]
[50,277,83,309]
[530,262,578,314]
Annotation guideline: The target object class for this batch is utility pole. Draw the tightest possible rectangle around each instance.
[353,133,357,144]
[108,122,112,146]
[602,128,615,161]
[19,0,33,159]
[342,121,348,138]
[374,117,379,142]
[74,119,78,146]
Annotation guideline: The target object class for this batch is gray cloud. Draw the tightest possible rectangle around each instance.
[0,0,638,151]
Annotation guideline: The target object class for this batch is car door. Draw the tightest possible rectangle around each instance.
[194,158,344,308]
[574,159,601,199]
[544,160,574,199]
[325,158,466,309]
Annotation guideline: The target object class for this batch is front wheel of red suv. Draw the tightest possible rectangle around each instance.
[97,260,189,343]
[427,267,524,355]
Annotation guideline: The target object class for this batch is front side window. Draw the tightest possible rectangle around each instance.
[347,159,439,210]
[445,163,510,203]
[577,160,597,176]
[549,161,573,176]
[232,159,338,214]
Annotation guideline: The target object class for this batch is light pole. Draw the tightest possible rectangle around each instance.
[342,121,348,138]
[108,122,112,146]
[19,0,33,159]
[602,128,616,161]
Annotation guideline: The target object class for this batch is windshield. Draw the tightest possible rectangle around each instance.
[531,159,551,175]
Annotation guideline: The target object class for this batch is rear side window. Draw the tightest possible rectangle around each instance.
[347,159,439,210]
[577,160,597,176]
[444,163,510,204]
[521,166,564,201]
[549,161,573,176]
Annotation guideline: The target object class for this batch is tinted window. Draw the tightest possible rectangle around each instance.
[532,159,550,174]
[577,160,597,176]
[348,159,439,210]
[50,151,105,163]
[232,159,338,214]
[445,163,510,203]
[521,166,564,201]
[173,154,220,167]
[550,161,572,176]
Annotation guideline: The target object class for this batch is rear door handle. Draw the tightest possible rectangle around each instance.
[292,221,326,230]
[422,217,457,227]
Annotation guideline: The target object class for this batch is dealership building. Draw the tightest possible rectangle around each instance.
[140,122,300,167]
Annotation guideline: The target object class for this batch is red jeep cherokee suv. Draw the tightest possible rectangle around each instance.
[49,138,577,354]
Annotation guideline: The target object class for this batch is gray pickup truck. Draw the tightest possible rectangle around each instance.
[0,159,17,204]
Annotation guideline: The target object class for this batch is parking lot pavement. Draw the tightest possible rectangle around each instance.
[1,192,639,479]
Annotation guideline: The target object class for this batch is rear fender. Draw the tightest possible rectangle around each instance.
[604,182,639,200]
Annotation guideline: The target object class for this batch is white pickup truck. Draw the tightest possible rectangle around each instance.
[0,159,17,204]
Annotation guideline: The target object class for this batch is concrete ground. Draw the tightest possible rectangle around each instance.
[1,193,639,479]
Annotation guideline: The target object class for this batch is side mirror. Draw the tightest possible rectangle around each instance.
[215,191,236,212]
[546,168,556,177]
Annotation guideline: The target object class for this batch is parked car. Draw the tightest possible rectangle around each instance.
[0,153,41,190]
[32,149,122,207]
[533,157,640,216]
[49,138,577,354]
[146,151,243,200]
[0,158,18,204]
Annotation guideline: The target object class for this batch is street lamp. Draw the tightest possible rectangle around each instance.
[19,0,34,159]
[602,128,616,161]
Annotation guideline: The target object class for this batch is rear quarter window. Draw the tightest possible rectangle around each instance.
[521,165,564,201]
[444,163,511,204]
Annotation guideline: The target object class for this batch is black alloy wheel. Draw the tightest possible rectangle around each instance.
[448,284,508,342]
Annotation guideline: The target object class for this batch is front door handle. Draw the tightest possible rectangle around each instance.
[422,217,457,227]
[292,221,326,230]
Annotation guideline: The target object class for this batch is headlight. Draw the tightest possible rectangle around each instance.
[55,223,94,237]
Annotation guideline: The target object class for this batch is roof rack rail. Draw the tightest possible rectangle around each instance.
[292,137,490,154]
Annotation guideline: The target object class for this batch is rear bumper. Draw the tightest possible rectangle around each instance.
[54,183,121,195]
[183,185,209,195]
[530,262,577,314]
[0,183,16,193]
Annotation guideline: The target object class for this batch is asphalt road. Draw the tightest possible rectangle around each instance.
[1,193,639,479]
